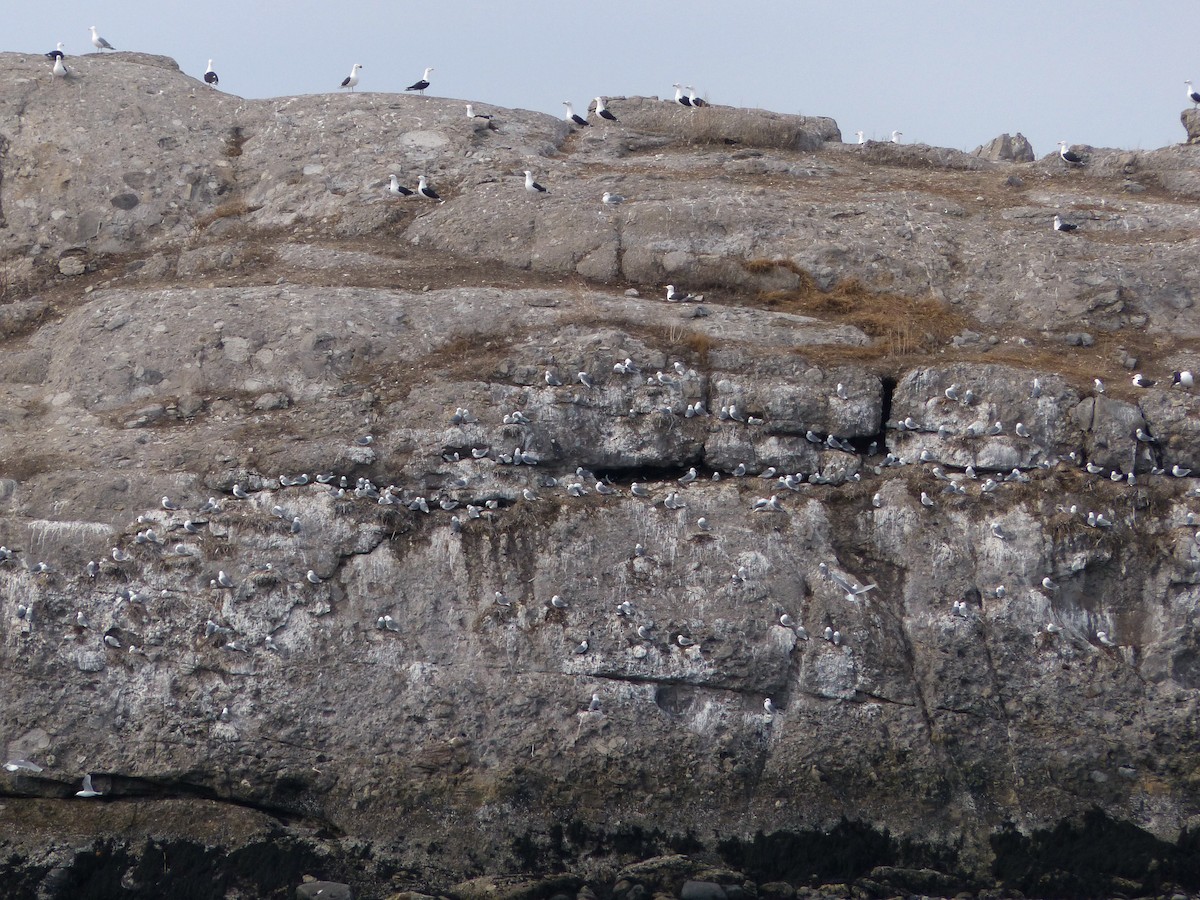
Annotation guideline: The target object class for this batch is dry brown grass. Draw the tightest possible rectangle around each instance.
[750,269,965,357]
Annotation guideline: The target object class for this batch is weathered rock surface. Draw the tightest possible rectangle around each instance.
[972,132,1036,162]
[3,50,1200,900]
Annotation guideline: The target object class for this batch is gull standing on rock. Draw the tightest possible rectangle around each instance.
[602,191,624,207]
[406,67,434,94]
[204,60,219,86]
[417,176,441,201]
[524,170,548,194]
[52,57,68,78]
[594,97,618,121]
[90,26,115,51]
[45,42,66,60]
[562,101,589,127]
[672,83,692,107]
[388,175,414,197]
[340,63,363,91]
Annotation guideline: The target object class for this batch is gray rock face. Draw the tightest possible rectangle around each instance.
[1183,108,1200,144]
[972,132,1035,162]
[3,49,1200,899]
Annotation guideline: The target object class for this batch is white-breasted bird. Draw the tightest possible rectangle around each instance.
[524,170,548,194]
[340,63,363,91]
[89,26,115,51]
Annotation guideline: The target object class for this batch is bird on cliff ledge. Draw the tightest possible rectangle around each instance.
[1187,81,1200,107]
[204,60,219,87]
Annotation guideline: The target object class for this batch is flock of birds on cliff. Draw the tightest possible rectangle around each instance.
[11,28,1200,788]
[37,26,1141,233]
[5,351,1200,777]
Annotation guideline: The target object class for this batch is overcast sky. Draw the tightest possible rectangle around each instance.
[8,2,1196,157]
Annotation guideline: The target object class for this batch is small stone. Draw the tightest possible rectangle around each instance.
[58,256,87,276]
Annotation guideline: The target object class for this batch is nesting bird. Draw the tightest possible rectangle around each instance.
[1057,141,1084,165]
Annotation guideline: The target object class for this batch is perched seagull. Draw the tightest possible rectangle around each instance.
[891,130,903,143]
[686,86,706,107]
[1057,140,1084,165]
[764,698,777,717]
[1131,373,1156,388]
[204,60,219,86]
[306,570,321,584]
[216,570,234,589]
[388,175,414,197]
[406,67,434,94]
[1094,378,1106,394]
[562,101,589,127]
[665,284,701,302]
[601,191,625,207]
[45,42,65,60]
[416,175,441,201]
[1187,81,1200,107]
[52,57,68,78]
[466,104,493,121]
[573,639,589,655]
[678,467,698,485]
[920,492,936,508]
[89,26,115,51]
[523,170,548,194]
[340,63,363,91]
[76,774,103,798]
[545,370,563,386]
[676,634,695,647]
[672,83,692,107]
[1096,630,1117,648]
[1042,576,1059,592]
[594,97,618,121]
[1173,370,1194,388]
[588,693,603,712]
[1015,422,1032,438]
[1053,215,1078,233]
[855,130,865,144]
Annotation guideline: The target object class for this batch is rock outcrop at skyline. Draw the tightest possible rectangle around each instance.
[3,50,1200,899]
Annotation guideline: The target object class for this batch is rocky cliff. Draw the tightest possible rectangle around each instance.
[3,50,1200,899]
